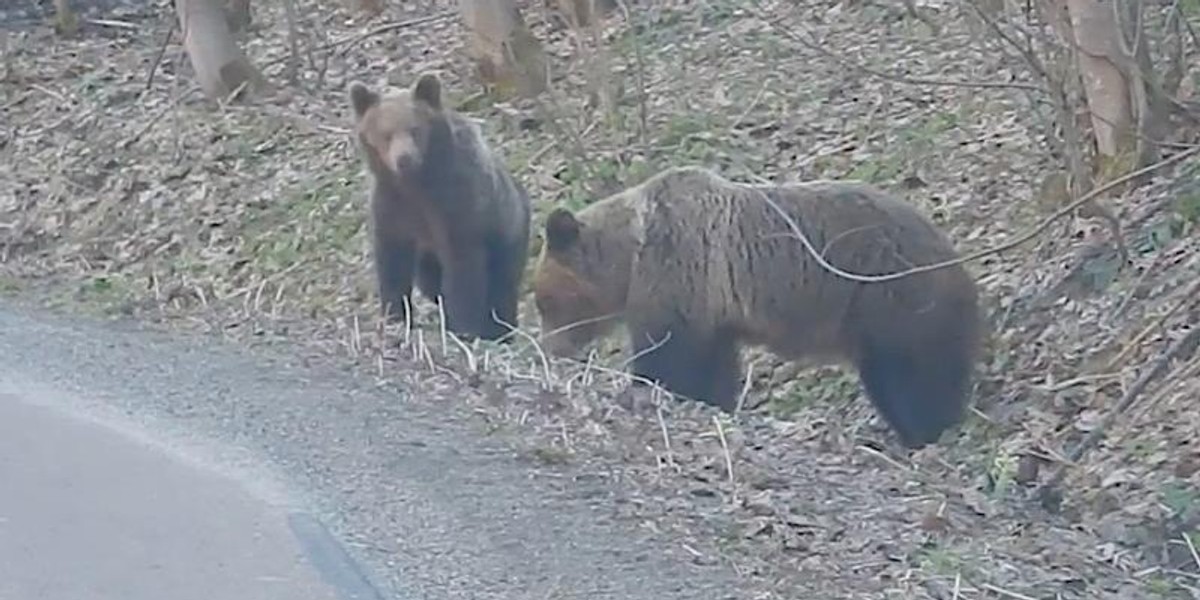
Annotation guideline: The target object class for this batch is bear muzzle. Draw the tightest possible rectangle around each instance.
[384,137,423,175]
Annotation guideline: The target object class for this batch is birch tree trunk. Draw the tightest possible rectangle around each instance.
[175,0,264,102]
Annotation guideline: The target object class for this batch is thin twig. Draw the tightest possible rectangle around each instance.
[655,398,675,469]
[0,90,34,111]
[1125,353,1200,429]
[332,12,456,57]
[436,296,448,358]
[734,360,754,415]
[750,1,1042,92]
[1184,530,1200,571]
[979,583,1038,600]
[447,331,479,373]
[84,18,138,29]
[1111,249,1166,320]
[713,415,736,495]
[144,17,177,93]
[758,146,1200,284]
[119,88,197,150]
[495,318,554,386]
[1104,279,1200,371]
[730,77,771,130]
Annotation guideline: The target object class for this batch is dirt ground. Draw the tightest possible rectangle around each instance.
[2,0,1200,598]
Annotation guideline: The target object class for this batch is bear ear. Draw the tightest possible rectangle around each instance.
[348,81,379,119]
[412,73,443,110]
[544,208,581,252]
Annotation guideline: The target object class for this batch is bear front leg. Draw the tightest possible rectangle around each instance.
[439,245,492,340]
[627,320,743,412]
[705,337,744,412]
[373,230,417,323]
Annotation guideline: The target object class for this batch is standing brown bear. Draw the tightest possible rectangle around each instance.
[348,73,531,341]
[533,166,982,449]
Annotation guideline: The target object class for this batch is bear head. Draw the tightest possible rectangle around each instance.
[347,72,447,179]
[533,207,633,358]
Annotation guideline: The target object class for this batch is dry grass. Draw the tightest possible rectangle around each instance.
[3,0,1200,598]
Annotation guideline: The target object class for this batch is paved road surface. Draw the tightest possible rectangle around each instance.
[0,302,741,600]
[0,396,355,600]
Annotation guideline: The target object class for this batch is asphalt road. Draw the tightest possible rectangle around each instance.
[0,302,741,600]
[0,396,349,600]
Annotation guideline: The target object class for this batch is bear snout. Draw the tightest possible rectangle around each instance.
[384,137,422,174]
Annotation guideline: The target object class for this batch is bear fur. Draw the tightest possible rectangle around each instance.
[348,73,532,341]
[533,166,982,449]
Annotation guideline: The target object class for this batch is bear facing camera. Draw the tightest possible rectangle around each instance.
[347,72,532,342]
[532,166,982,449]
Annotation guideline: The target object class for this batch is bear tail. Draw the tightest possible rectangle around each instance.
[853,303,980,449]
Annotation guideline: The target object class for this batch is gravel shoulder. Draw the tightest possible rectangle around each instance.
[0,300,742,600]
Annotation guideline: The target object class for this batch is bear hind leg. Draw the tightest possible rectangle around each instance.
[415,252,443,303]
[483,237,528,342]
[439,245,492,341]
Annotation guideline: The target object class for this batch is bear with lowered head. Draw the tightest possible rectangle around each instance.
[348,72,531,341]
[533,166,982,449]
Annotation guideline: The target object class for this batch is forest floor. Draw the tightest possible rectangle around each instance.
[3,0,1200,598]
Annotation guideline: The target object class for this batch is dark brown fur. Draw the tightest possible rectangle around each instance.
[534,166,982,448]
[348,73,531,341]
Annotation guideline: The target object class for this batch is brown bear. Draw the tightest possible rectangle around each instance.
[348,72,532,341]
[533,166,982,449]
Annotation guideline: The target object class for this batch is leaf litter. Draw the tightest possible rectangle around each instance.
[2,0,1200,598]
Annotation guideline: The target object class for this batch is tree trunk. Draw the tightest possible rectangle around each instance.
[224,0,252,34]
[54,0,79,36]
[459,0,549,98]
[1055,0,1162,168]
[175,0,263,101]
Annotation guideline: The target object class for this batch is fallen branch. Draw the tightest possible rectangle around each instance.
[1037,283,1200,502]
[144,17,178,93]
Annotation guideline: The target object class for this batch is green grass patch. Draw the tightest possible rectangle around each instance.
[768,368,860,418]
[0,275,22,296]
[241,164,366,275]
[1161,481,1200,522]
[845,155,906,184]
[915,543,979,580]
[1143,574,1187,597]
[72,273,137,316]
